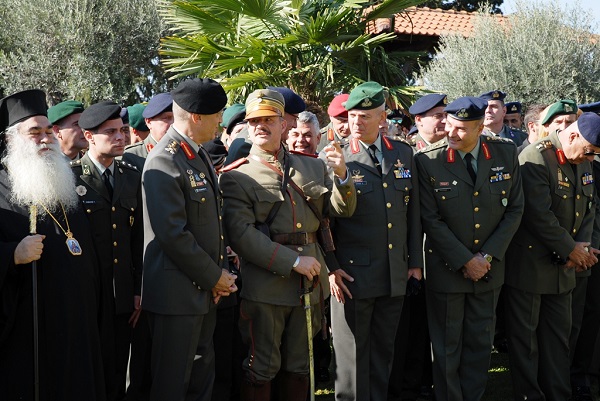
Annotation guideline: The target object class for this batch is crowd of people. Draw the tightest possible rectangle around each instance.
[0,78,600,401]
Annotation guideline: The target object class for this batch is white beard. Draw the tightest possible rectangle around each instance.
[2,130,79,214]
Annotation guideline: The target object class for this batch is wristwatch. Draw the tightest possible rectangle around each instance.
[480,252,493,263]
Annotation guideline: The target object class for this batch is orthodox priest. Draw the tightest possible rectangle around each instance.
[0,90,105,400]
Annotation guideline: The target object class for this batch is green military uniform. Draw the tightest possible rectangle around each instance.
[413,133,433,151]
[220,145,356,383]
[317,122,350,152]
[483,125,528,147]
[415,135,523,401]
[71,152,143,400]
[121,135,158,171]
[505,131,595,401]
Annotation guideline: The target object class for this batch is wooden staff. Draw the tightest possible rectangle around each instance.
[29,205,39,401]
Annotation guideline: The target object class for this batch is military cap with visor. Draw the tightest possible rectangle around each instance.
[79,101,122,131]
[541,99,578,125]
[143,92,173,119]
[409,93,448,116]
[505,101,522,115]
[245,89,285,120]
[172,78,227,115]
[344,81,386,111]
[48,100,85,125]
[444,97,488,121]
[479,90,507,102]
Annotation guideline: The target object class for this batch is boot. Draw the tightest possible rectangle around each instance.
[276,371,309,401]
[240,375,271,401]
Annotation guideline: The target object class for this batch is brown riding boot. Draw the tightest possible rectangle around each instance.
[240,376,271,401]
[276,371,309,401]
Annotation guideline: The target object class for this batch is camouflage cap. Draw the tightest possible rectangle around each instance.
[245,89,285,119]
[344,82,385,111]
[541,99,578,125]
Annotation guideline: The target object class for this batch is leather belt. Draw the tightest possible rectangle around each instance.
[271,231,318,246]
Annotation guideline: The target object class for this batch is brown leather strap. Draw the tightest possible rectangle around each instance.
[271,231,318,246]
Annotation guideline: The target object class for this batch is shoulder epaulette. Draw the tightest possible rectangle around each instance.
[416,138,447,155]
[116,159,139,171]
[483,135,514,144]
[124,141,144,151]
[220,157,249,173]
[164,139,180,155]
[289,149,318,158]
[70,159,82,167]
[536,140,553,152]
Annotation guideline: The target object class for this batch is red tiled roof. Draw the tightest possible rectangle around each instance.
[369,6,508,38]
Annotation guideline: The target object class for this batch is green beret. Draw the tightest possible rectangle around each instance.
[541,99,578,125]
[344,82,385,111]
[48,100,85,125]
[127,103,149,131]
[221,103,245,128]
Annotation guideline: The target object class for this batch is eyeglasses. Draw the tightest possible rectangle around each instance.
[579,136,600,156]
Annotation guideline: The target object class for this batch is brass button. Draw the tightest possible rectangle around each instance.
[428,249,433,253]
[220,235,224,240]
[219,215,222,220]
[577,195,581,199]
[576,212,580,217]
[388,223,392,229]
[441,196,446,200]
[474,192,479,196]
[114,259,118,264]
[563,195,567,199]
[474,239,479,244]
[86,209,91,213]
[130,208,134,211]
[192,281,196,286]
[220,255,224,260]
[346,191,352,196]
[502,190,506,195]
[112,224,117,229]
[474,207,479,212]
[386,202,392,208]
[201,197,206,203]
[388,244,393,249]
[111,206,116,212]
[383,183,388,188]
[405,187,408,191]
[349,260,354,264]
[573,228,577,233]
[113,242,117,247]
[296,223,302,229]
[298,247,303,252]
[357,190,361,194]
[528,245,533,249]
[475,224,480,229]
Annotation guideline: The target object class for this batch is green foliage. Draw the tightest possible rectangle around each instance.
[0,0,168,105]
[158,0,426,109]
[419,0,600,106]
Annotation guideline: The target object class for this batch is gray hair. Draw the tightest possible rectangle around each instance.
[297,111,319,134]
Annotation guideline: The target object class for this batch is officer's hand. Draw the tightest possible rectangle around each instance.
[293,256,321,281]
[407,267,423,281]
[329,269,354,304]
[323,141,347,180]
[213,269,237,294]
[14,234,46,265]
[569,242,595,269]
[128,295,142,328]
[462,254,491,282]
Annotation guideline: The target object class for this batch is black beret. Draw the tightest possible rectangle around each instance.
[479,90,507,102]
[505,101,522,114]
[203,138,228,166]
[444,97,487,121]
[579,101,600,114]
[578,112,600,147]
[172,78,227,115]
[267,86,306,114]
[0,89,48,132]
[409,93,448,115]
[143,92,173,119]
[79,101,122,130]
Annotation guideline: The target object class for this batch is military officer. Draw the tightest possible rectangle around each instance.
[480,90,528,146]
[327,82,422,401]
[71,101,143,401]
[409,93,448,150]
[122,92,173,171]
[48,100,87,160]
[317,93,351,152]
[127,103,150,144]
[220,88,356,400]
[540,99,579,137]
[141,78,237,401]
[504,112,600,401]
[504,101,524,130]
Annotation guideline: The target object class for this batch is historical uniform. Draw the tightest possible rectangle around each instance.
[71,148,143,401]
[329,82,422,401]
[505,120,599,401]
[220,89,356,400]
[416,105,524,400]
[142,79,232,401]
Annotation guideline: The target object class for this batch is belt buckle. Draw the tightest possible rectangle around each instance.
[300,232,309,245]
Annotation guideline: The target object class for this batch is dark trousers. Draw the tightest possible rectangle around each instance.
[426,288,499,401]
[331,295,404,401]
[505,286,572,401]
[148,309,217,401]
[127,311,152,401]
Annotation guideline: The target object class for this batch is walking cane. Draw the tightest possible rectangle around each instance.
[301,277,315,401]
[29,205,39,401]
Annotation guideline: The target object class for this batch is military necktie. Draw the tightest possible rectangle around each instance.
[103,169,114,199]
[367,144,382,174]
[464,153,477,184]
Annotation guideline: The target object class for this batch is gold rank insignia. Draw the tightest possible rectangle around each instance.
[361,98,372,108]
[352,170,365,184]
[83,164,91,175]
[456,109,469,119]
[165,140,178,155]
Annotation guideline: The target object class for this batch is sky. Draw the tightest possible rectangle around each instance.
[501,0,600,32]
